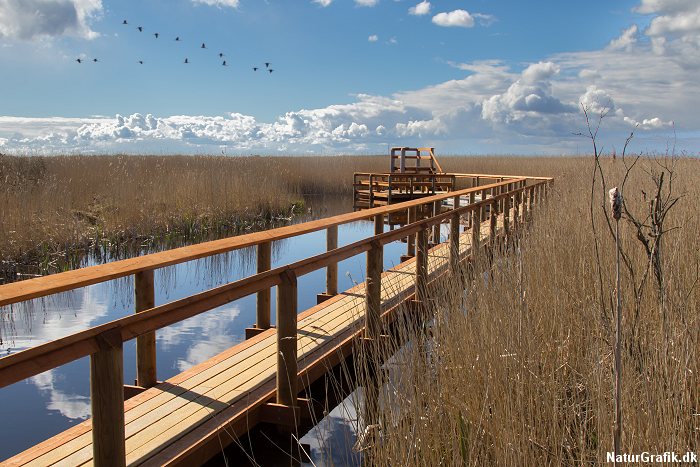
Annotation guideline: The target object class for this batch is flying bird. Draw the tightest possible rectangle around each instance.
[268,69,274,74]
[92,58,98,63]
[219,52,225,58]
[122,20,128,25]
[154,33,159,39]
[253,67,258,71]
[137,26,143,32]
[76,58,83,63]
[175,36,181,41]
[265,62,270,68]
[184,58,189,64]
[201,43,206,49]
[222,60,227,66]
[138,60,144,64]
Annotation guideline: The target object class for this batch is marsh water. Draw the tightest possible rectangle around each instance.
[0,195,415,464]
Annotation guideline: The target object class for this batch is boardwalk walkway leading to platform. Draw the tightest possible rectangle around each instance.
[0,175,552,466]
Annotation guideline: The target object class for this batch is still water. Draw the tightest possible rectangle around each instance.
[0,196,413,463]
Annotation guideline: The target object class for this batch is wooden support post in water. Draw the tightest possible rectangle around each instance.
[276,270,298,408]
[450,196,460,274]
[365,240,383,340]
[415,224,428,304]
[91,329,126,467]
[135,269,156,388]
[256,242,272,330]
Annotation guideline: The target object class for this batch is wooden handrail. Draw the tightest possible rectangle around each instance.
[0,180,552,389]
[0,178,547,307]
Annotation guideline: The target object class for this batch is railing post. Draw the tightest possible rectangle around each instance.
[503,193,511,241]
[277,270,298,408]
[415,222,429,304]
[469,189,476,228]
[489,199,498,246]
[91,329,126,467]
[326,226,338,296]
[366,240,383,339]
[522,185,529,221]
[406,206,416,258]
[374,213,384,236]
[450,196,460,274]
[362,239,383,451]
[514,190,521,234]
[256,241,272,329]
[135,269,156,388]
[480,189,487,223]
[432,200,441,245]
[471,204,482,258]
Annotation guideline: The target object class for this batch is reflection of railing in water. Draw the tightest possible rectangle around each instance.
[0,175,553,466]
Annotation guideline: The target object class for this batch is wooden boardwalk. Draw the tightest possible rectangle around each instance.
[0,176,551,466]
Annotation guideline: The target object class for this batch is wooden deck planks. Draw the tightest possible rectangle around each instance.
[6,211,509,467]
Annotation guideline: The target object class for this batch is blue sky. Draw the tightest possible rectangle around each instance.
[0,0,698,155]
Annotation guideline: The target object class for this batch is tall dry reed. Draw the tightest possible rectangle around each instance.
[0,153,564,279]
[352,157,698,465]
[0,154,390,278]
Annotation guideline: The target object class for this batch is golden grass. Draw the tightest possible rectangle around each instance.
[351,156,699,465]
[0,154,389,277]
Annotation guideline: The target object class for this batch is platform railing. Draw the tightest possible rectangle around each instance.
[0,175,552,466]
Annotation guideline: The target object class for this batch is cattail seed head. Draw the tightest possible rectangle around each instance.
[609,187,622,220]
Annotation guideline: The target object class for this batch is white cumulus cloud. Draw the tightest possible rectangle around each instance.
[432,10,474,28]
[482,62,576,124]
[355,0,378,6]
[0,0,102,40]
[368,34,378,42]
[313,0,332,6]
[409,1,431,16]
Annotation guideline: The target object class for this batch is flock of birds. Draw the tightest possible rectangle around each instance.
[75,19,274,73]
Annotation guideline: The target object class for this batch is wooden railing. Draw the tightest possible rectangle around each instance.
[351,171,543,210]
[0,175,552,466]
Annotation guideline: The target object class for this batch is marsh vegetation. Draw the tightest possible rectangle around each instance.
[349,156,698,465]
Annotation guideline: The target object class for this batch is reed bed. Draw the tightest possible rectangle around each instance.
[0,154,388,278]
[0,153,565,280]
[348,156,698,465]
